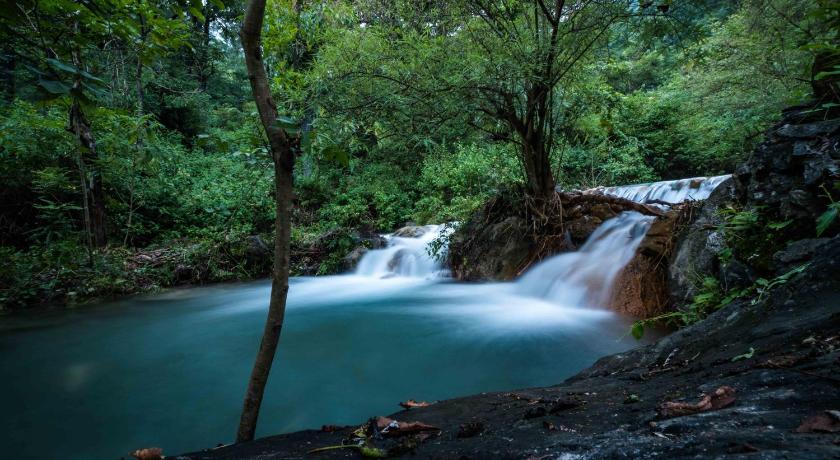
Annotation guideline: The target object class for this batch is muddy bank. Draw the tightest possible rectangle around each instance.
[177,235,840,459]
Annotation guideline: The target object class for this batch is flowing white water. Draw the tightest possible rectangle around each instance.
[355,224,452,278]
[589,174,731,204]
[515,211,654,307]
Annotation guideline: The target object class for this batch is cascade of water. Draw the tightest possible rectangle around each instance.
[352,175,730,310]
[515,211,654,307]
[354,224,451,278]
[589,174,731,204]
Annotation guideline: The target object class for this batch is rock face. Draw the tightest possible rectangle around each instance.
[608,198,708,317]
[448,191,663,281]
[664,103,840,307]
[733,104,840,232]
[666,179,735,304]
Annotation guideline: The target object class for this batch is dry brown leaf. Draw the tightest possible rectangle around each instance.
[375,416,440,437]
[657,386,736,418]
[795,411,840,433]
[399,399,432,409]
[131,447,163,460]
[757,354,805,369]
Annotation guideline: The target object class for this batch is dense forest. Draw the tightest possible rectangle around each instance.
[2,1,840,459]
[0,0,831,309]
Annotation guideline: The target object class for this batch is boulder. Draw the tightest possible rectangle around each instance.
[342,246,369,271]
[449,215,534,281]
[244,235,271,265]
[667,178,735,305]
[392,226,427,238]
[773,238,832,273]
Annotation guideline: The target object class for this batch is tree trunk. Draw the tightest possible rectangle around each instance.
[236,0,297,443]
[520,140,556,200]
[69,100,107,247]
[68,21,107,248]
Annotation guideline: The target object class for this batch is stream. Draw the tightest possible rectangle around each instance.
[0,175,727,459]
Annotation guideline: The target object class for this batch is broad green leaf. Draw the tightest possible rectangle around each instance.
[276,115,298,128]
[45,58,77,74]
[38,79,72,95]
[816,205,839,236]
[188,7,205,22]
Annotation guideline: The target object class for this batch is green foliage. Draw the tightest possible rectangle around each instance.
[630,263,809,340]
[717,206,796,272]
[413,143,522,224]
[816,184,840,237]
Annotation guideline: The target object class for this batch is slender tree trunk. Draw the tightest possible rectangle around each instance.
[69,99,107,247]
[125,19,147,247]
[236,0,297,443]
[76,149,94,266]
[69,29,107,247]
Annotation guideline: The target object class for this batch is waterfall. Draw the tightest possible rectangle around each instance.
[354,224,452,278]
[515,175,730,307]
[515,212,654,307]
[352,175,729,310]
[588,174,731,204]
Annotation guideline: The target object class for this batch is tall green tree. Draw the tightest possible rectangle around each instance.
[236,0,299,443]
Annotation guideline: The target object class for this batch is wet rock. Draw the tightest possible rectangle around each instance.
[719,259,756,291]
[449,214,534,281]
[668,178,735,304]
[244,235,271,265]
[393,226,427,238]
[776,119,840,138]
[457,422,484,438]
[773,238,831,272]
[342,246,369,271]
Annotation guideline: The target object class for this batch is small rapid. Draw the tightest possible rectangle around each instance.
[354,224,452,278]
[588,174,731,204]
[515,212,654,307]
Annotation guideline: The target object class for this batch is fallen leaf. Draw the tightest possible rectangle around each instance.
[657,386,736,418]
[375,416,439,437]
[399,399,432,409]
[757,354,805,369]
[131,447,163,460]
[795,411,840,433]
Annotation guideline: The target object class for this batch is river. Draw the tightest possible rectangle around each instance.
[0,175,727,459]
